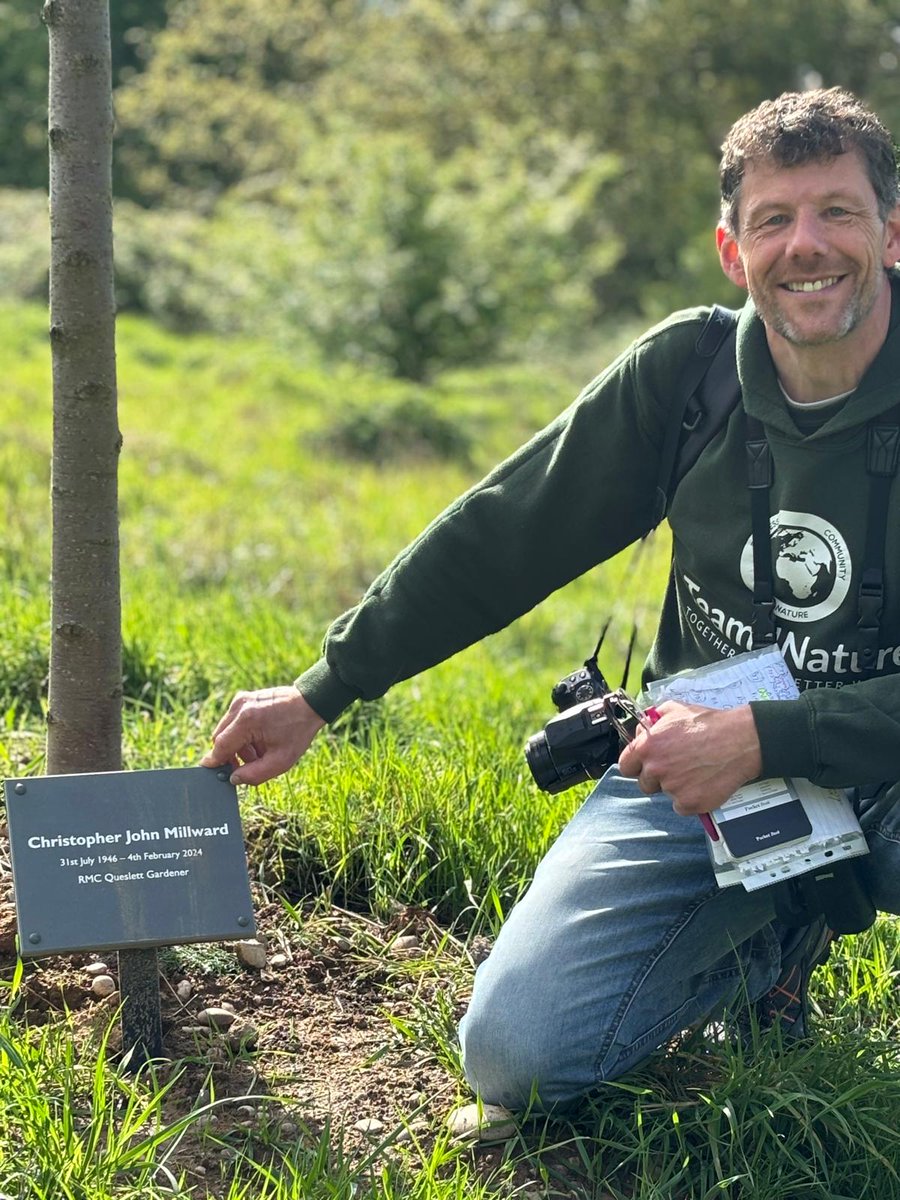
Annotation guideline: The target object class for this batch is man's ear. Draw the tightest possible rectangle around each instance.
[716,223,748,291]
[882,204,900,269]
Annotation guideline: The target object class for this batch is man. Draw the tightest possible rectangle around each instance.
[203,88,900,1110]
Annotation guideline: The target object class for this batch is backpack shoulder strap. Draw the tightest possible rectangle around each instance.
[652,304,740,525]
[856,402,900,674]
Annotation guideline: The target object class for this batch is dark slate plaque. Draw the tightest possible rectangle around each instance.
[4,766,257,957]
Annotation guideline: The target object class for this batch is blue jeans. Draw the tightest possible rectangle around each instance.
[458,768,900,1111]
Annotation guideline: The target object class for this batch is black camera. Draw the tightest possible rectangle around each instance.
[525,651,646,794]
[525,640,876,935]
[525,695,620,794]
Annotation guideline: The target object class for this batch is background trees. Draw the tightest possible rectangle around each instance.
[2,0,900,377]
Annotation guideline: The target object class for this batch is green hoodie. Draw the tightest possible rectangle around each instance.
[297,282,900,795]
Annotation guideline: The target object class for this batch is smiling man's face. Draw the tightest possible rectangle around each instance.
[717,150,900,349]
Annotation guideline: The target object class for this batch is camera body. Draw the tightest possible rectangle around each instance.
[525,695,620,794]
[526,658,629,794]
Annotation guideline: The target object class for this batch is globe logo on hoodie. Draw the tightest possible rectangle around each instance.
[740,510,852,624]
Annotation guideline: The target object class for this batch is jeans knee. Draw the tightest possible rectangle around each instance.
[459,1005,545,1111]
[458,991,592,1112]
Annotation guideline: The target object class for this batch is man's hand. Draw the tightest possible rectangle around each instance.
[617,701,762,814]
[201,686,325,786]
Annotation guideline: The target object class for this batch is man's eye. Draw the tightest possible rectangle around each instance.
[761,214,788,227]
[826,206,849,217]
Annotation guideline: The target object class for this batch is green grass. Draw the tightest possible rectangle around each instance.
[2,301,899,1198]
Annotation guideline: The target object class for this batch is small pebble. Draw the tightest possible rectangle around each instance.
[84,961,110,977]
[395,1119,429,1144]
[226,1021,259,1051]
[175,979,192,1002]
[269,953,288,968]
[392,935,420,952]
[91,974,117,998]
[354,1117,385,1135]
[447,1103,517,1143]
[236,939,267,969]
[196,1007,237,1030]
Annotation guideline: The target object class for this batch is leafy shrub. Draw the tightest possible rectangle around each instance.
[0,112,608,380]
[314,393,473,464]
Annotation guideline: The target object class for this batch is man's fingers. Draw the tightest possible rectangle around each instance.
[230,748,295,787]
[619,746,661,794]
[203,694,266,767]
[210,690,252,740]
[200,722,248,769]
[617,738,639,778]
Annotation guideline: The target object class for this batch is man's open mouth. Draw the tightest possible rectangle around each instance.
[782,276,842,293]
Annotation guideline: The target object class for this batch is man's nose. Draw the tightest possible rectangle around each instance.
[785,209,829,258]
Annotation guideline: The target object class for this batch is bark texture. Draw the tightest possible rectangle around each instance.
[45,0,122,775]
[45,2,160,1063]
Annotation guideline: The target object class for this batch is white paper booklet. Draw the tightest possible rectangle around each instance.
[643,647,869,892]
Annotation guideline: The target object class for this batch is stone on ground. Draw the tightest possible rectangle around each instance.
[447,1102,517,1143]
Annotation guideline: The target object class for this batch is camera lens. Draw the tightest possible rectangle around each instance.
[524,732,559,792]
[525,730,599,795]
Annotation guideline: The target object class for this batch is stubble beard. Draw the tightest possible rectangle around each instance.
[755,269,881,348]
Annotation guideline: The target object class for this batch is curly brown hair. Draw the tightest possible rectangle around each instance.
[719,87,899,233]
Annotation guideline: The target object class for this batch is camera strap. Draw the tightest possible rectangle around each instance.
[857,413,900,672]
[744,412,776,646]
[744,404,900,671]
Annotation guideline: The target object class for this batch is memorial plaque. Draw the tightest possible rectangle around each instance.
[4,766,256,957]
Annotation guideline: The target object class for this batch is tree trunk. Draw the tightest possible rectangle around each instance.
[44,0,161,1064]
[44,0,122,774]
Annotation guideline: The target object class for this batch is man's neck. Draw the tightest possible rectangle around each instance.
[765,282,893,404]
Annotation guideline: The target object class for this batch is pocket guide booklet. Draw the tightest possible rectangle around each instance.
[712,777,813,860]
[643,646,869,892]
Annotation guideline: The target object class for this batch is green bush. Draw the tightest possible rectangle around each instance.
[0,110,609,380]
[314,393,473,464]
[111,127,602,379]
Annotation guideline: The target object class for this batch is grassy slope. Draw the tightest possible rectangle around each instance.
[1,303,899,1199]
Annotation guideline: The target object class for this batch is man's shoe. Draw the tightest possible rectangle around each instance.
[751,917,835,1040]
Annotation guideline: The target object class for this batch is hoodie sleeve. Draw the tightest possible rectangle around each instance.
[296,318,706,722]
[751,675,900,789]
